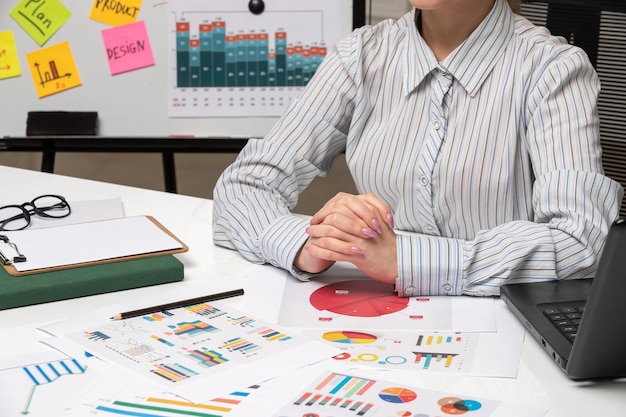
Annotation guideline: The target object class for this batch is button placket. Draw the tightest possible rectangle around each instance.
[415,70,452,236]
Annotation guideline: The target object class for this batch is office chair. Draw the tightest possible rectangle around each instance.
[520,1,626,217]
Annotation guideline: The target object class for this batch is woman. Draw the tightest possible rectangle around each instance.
[212,0,623,296]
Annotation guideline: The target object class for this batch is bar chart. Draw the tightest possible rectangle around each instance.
[168,0,346,117]
[292,372,377,415]
[175,21,326,88]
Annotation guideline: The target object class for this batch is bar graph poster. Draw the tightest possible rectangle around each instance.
[167,0,346,117]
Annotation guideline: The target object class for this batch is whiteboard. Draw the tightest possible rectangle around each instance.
[0,0,353,137]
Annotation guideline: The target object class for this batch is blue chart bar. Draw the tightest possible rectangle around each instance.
[22,359,86,385]
[176,20,326,88]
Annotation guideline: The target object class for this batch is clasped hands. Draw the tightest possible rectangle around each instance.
[294,192,398,284]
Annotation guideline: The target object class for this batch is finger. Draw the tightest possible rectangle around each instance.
[324,192,393,231]
[309,213,378,239]
[357,193,395,229]
[311,206,379,238]
[306,238,365,260]
[311,194,382,234]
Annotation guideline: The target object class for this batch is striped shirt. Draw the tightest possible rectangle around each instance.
[212,0,624,296]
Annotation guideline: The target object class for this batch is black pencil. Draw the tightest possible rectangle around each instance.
[110,288,245,320]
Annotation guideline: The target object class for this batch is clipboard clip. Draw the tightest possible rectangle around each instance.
[0,234,27,265]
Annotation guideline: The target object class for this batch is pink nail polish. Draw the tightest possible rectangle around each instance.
[351,246,364,254]
[387,213,395,229]
[372,219,383,234]
[362,228,378,237]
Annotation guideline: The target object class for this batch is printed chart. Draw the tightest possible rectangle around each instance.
[310,280,410,317]
[304,303,527,378]
[168,0,346,117]
[274,371,545,417]
[45,298,338,403]
[324,330,478,373]
[0,350,106,417]
[61,366,262,417]
[278,275,495,331]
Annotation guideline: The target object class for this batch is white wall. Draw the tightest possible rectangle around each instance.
[369,0,412,24]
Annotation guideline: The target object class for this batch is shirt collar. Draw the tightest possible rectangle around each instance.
[403,0,514,97]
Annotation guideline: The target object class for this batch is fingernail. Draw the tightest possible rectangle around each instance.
[387,213,395,229]
[372,219,383,234]
[351,246,365,254]
[362,227,378,237]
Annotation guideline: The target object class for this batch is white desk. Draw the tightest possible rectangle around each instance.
[1,165,623,416]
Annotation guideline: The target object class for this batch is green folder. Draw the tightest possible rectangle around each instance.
[0,255,184,310]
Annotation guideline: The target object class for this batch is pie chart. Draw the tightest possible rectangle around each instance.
[309,280,409,317]
[322,331,377,344]
[438,397,483,414]
[378,387,418,403]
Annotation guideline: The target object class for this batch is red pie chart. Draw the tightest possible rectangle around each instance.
[309,280,409,317]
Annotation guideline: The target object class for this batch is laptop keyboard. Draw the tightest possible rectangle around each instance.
[540,301,586,343]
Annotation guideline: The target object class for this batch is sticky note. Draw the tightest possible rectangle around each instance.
[101,20,154,75]
[26,41,82,98]
[90,0,143,27]
[0,31,22,79]
[10,0,72,46]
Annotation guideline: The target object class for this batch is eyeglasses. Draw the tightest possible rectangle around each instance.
[0,194,72,231]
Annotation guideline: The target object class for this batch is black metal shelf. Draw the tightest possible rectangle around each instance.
[0,136,249,193]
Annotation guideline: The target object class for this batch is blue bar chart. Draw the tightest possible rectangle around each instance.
[175,21,326,88]
[168,0,346,117]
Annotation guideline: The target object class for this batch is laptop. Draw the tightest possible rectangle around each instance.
[500,218,626,380]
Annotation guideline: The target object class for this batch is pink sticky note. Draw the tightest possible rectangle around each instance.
[101,20,154,75]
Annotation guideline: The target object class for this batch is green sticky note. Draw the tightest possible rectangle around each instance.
[10,0,72,46]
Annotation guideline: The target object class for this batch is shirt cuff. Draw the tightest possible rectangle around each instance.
[395,232,464,296]
[259,214,313,281]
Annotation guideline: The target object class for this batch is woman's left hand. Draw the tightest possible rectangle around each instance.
[304,193,397,283]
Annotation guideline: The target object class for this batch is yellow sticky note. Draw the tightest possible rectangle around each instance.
[0,31,22,79]
[89,0,143,27]
[10,0,72,46]
[26,41,82,98]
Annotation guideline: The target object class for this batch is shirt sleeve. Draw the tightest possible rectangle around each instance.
[395,50,624,297]
[212,39,358,277]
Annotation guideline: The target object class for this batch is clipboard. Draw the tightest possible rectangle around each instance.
[0,216,188,276]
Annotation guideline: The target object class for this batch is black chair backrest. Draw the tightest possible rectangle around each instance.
[521,1,626,216]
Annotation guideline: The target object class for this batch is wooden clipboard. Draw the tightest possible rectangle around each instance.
[0,216,188,276]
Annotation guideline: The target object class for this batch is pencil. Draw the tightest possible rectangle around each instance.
[110,288,245,320]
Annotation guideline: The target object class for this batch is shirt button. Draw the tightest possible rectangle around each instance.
[420,176,429,186]
[433,121,441,130]
[442,283,453,293]
[405,286,416,295]
[425,225,435,233]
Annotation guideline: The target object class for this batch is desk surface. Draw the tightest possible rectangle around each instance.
[0,165,623,416]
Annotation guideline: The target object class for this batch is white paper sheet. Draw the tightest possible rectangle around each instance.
[240,265,497,332]
[3,216,183,272]
[0,349,109,417]
[302,302,526,378]
[271,369,547,417]
[39,291,341,404]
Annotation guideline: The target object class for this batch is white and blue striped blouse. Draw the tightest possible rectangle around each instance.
[212,0,624,296]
